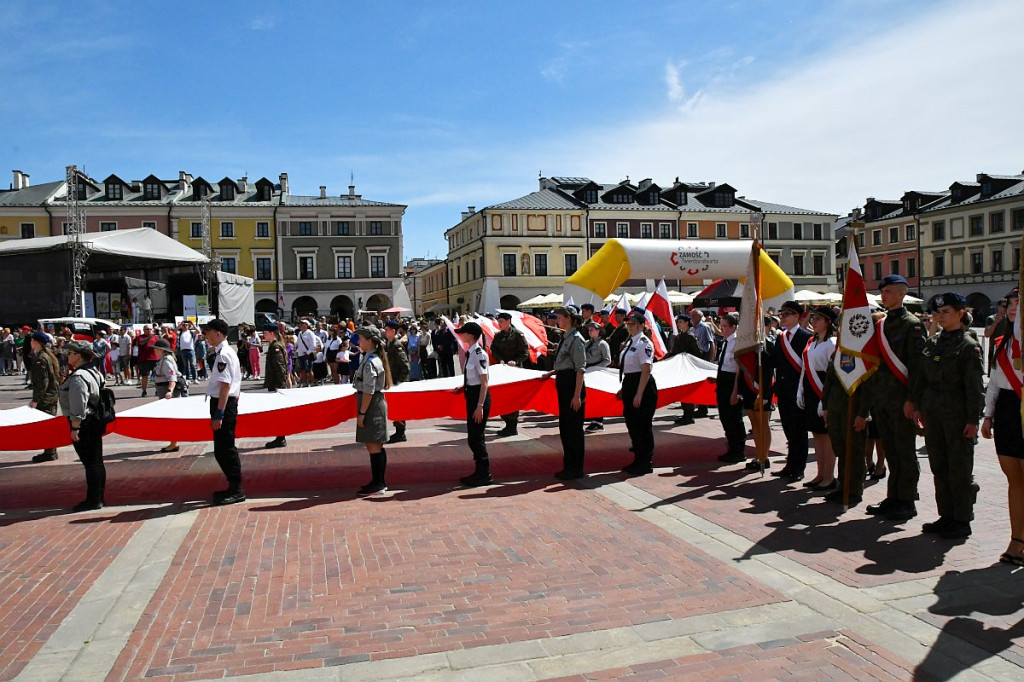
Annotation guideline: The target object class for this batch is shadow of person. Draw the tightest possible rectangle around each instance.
[913,565,1024,681]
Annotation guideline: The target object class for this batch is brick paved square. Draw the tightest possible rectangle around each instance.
[109,486,782,679]
[0,512,146,681]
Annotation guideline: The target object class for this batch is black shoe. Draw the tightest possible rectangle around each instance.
[812,480,837,492]
[32,452,58,463]
[356,483,388,496]
[940,521,972,539]
[885,502,917,521]
[72,500,104,512]
[496,427,519,438]
[140,391,148,398]
[717,452,745,463]
[824,489,862,505]
[674,416,695,426]
[770,467,792,478]
[214,490,246,505]
[866,499,894,516]
[745,459,769,471]
[555,470,583,481]
[922,517,954,534]
[460,471,494,487]
[782,471,805,482]
[585,422,604,432]
[695,407,709,418]
[386,432,407,444]
[622,463,653,476]
[265,437,287,449]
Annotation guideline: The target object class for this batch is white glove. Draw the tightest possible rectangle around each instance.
[817,401,824,417]
[796,388,805,411]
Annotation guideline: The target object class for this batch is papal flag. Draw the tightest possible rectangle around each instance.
[834,237,879,393]
[734,241,764,392]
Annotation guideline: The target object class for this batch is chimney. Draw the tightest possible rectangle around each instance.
[638,178,653,191]
[320,185,327,199]
[468,206,475,214]
[348,184,356,197]
[866,197,875,203]
[179,170,189,189]
[12,170,22,190]
[20,172,29,189]
[236,178,246,192]
[279,172,289,195]
[708,181,716,189]
[852,208,862,220]
[131,180,141,193]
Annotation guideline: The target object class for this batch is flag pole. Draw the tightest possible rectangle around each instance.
[749,211,767,476]
[840,232,858,510]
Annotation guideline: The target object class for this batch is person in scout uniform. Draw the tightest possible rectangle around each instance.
[982,288,1024,565]
[770,302,812,481]
[913,292,984,539]
[584,320,612,432]
[28,331,61,463]
[490,312,529,437]
[384,320,411,444]
[666,313,702,426]
[263,323,292,449]
[542,305,587,480]
[151,339,181,454]
[856,274,927,522]
[616,311,658,475]
[59,340,106,511]
[202,319,245,505]
[353,324,392,495]
[455,321,493,487]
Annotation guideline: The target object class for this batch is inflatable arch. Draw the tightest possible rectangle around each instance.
[563,239,794,308]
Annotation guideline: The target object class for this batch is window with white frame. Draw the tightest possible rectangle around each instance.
[503,253,516,276]
[337,255,353,279]
[813,223,823,240]
[142,221,157,229]
[889,226,899,243]
[256,222,269,238]
[221,257,237,274]
[793,253,805,276]
[905,224,915,241]
[336,221,350,236]
[687,222,698,238]
[20,223,34,239]
[659,223,671,239]
[640,222,652,238]
[739,223,750,239]
[144,182,160,200]
[191,222,202,239]
[564,253,578,276]
[534,253,548,276]
[767,222,778,240]
[593,222,606,238]
[812,253,824,276]
[872,229,882,246]
[369,221,383,235]
[298,221,312,236]
[255,258,272,280]
[298,256,315,279]
[715,223,726,238]
[220,221,234,237]
[616,223,629,238]
[370,255,387,278]
[100,222,116,232]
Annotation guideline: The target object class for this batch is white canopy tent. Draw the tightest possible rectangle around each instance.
[0,228,209,269]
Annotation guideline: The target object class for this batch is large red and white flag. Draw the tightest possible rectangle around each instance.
[495,308,548,362]
[642,309,668,359]
[634,291,651,311]
[734,241,764,392]
[441,314,470,352]
[647,278,677,335]
[834,239,880,393]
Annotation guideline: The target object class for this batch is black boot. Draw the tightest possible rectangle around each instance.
[460,459,493,487]
[265,436,287,449]
[359,450,388,495]
[74,468,105,511]
[624,453,653,476]
[387,424,407,444]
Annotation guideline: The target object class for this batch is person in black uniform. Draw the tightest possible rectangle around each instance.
[668,313,703,426]
[543,305,587,480]
[716,313,747,463]
[455,322,493,486]
[605,309,630,367]
[59,341,107,511]
[737,316,776,471]
[617,311,658,475]
[202,319,245,505]
[770,301,812,481]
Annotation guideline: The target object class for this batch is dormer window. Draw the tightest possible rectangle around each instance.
[648,190,659,204]
[220,183,235,201]
[584,189,597,203]
[144,182,161,200]
[105,183,122,200]
[981,181,993,197]
[76,181,87,200]
[713,190,733,207]
[260,185,271,201]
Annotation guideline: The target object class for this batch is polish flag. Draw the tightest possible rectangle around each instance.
[647,278,676,335]
[643,308,668,359]
[441,314,470,352]
[471,314,499,344]
[834,240,880,393]
[634,292,651,311]
[496,309,548,362]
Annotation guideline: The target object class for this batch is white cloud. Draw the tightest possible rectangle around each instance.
[665,61,685,102]
[248,17,275,31]
[562,0,1024,214]
[540,41,590,84]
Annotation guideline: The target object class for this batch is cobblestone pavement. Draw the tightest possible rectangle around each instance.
[1,373,1022,680]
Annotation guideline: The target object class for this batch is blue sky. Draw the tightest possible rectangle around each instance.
[3,0,1022,259]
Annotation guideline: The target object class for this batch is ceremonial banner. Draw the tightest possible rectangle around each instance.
[834,239,879,393]
[733,242,764,391]
[0,406,72,450]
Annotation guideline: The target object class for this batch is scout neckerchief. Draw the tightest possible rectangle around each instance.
[877,316,909,386]
[781,327,803,372]
[802,336,826,399]
[995,334,1023,398]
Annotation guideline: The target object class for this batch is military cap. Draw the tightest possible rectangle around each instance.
[580,303,596,312]
[30,331,50,345]
[553,304,582,320]
[584,320,603,330]
[808,305,838,323]
[263,323,279,332]
[625,310,646,324]
[201,319,230,335]
[613,308,627,316]
[1006,287,1020,300]
[878,274,908,290]
[930,292,967,312]
[384,319,400,329]
[675,313,692,322]
[454,321,483,338]
[354,324,382,341]
[67,340,96,357]
[779,300,805,315]
[496,312,513,321]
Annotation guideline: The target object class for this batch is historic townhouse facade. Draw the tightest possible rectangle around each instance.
[442,176,837,313]
[854,192,947,294]
[917,173,1024,312]
[1,169,408,320]
[408,259,449,316]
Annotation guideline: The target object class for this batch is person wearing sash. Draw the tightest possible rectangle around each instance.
[455,321,493,487]
[771,301,812,481]
[542,305,587,480]
[856,274,926,522]
[914,292,984,539]
[797,306,837,490]
[982,288,1024,564]
[353,325,392,495]
[617,311,658,475]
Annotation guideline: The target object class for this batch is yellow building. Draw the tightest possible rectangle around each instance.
[0,173,63,241]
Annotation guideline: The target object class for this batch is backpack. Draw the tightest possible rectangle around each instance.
[88,368,117,426]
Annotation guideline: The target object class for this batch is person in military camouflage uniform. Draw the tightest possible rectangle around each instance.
[821,360,867,507]
[384,320,411,443]
[914,292,984,539]
[490,312,528,437]
[668,313,703,426]
[584,321,611,432]
[263,323,292,449]
[856,274,927,522]
[28,332,61,462]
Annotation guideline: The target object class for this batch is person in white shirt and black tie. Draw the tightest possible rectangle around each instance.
[716,313,746,463]
[455,322,493,487]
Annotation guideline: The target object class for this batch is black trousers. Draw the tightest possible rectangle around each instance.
[73,417,105,503]
[438,353,455,378]
[210,397,242,490]
[776,394,808,472]
[716,371,745,456]
[623,373,657,461]
[465,385,491,461]
[556,371,586,474]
